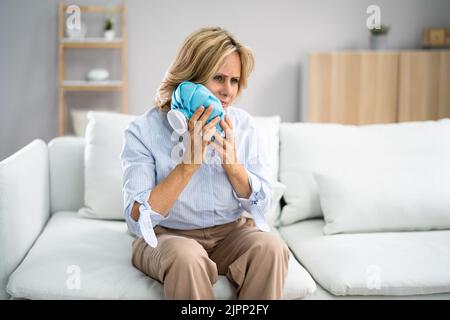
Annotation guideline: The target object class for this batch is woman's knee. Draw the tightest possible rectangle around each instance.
[253,233,290,259]
[163,237,213,268]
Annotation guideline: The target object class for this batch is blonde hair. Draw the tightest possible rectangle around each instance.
[155,27,255,111]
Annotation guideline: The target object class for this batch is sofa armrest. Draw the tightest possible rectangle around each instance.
[0,139,50,299]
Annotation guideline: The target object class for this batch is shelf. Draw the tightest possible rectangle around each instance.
[58,2,128,135]
[62,80,124,91]
[63,5,123,13]
[62,38,123,48]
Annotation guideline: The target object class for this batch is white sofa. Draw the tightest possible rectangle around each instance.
[1,111,450,300]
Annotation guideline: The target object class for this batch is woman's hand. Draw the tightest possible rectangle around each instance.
[210,115,240,174]
[211,115,252,198]
[181,105,220,172]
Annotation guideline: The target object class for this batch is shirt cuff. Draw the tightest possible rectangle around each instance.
[232,171,270,232]
[232,171,265,206]
[135,190,167,248]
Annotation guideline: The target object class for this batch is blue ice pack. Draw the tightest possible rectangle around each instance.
[168,81,224,135]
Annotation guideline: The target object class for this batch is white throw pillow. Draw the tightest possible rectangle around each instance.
[315,169,450,234]
[253,116,280,183]
[78,111,136,220]
[80,110,283,221]
[71,109,89,137]
[279,119,450,226]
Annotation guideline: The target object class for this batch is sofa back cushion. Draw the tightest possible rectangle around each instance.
[279,119,450,228]
[49,137,85,213]
[78,111,137,220]
[315,169,450,234]
[253,116,280,183]
[78,110,282,223]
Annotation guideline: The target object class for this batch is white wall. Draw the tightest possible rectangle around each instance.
[1,0,449,160]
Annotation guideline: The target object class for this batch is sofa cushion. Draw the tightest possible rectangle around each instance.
[279,219,450,296]
[49,137,85,213]
[252,115,280,183]
[79,111,137,220]
[279,119,450,225]
[7,211,314,300]
[302,283,450,300]
[315,169,450,234]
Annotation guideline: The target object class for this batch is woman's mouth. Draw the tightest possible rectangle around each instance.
[220,100,229,107]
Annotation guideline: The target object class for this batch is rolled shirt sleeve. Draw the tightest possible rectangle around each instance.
[120,123,167,247]
[232,172,272,232]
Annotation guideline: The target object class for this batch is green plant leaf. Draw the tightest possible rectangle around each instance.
[369,24,390,35]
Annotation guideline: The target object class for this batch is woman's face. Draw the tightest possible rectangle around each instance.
[205,51,241,109]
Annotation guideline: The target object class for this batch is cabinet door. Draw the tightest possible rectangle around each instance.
[398,51,450,122]
[309,52,399,124]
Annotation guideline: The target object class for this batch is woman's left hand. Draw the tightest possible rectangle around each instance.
[211,115,252,198]
[210,115,239,174]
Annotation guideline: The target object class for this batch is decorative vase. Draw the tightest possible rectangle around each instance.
[86,68,110,82]
[369,34,388,50]
[104,30,115,41]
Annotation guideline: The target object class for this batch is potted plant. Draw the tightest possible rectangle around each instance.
[369,24,390,50]
[104,17,115,40]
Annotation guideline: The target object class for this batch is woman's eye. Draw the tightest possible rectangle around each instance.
[214,75,223,81]
[231,78,239,84]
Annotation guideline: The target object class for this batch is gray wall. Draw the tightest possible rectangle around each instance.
[1,0,449,161]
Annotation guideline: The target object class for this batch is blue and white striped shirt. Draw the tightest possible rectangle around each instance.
[120,106,272,247]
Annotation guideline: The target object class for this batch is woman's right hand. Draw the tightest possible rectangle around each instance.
[181,105,220,172]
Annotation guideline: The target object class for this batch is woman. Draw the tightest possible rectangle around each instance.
[121,26,289,300]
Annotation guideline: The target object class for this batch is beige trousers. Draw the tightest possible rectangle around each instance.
[131,216,290,300]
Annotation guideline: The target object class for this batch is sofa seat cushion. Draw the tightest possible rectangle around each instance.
[302,283,450,300]
[279,219,450,296]
[7,212,313,299]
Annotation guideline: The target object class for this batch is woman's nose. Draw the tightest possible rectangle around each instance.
[220,81,231,97]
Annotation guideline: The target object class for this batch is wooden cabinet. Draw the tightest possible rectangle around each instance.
[308,51,450,124]
[398,51,450,121]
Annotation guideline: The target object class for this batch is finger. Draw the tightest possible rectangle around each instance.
[219,119,230,131]
[217,122,234,141]
[225,115,233,129]
[188,106,205,130]
[198,105,214,127]
[202,126,216,143]
[203,116,221,132]
[224,128,234,141]
[212,131,224,147]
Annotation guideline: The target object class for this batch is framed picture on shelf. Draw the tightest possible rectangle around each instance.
[423,27,450,48]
